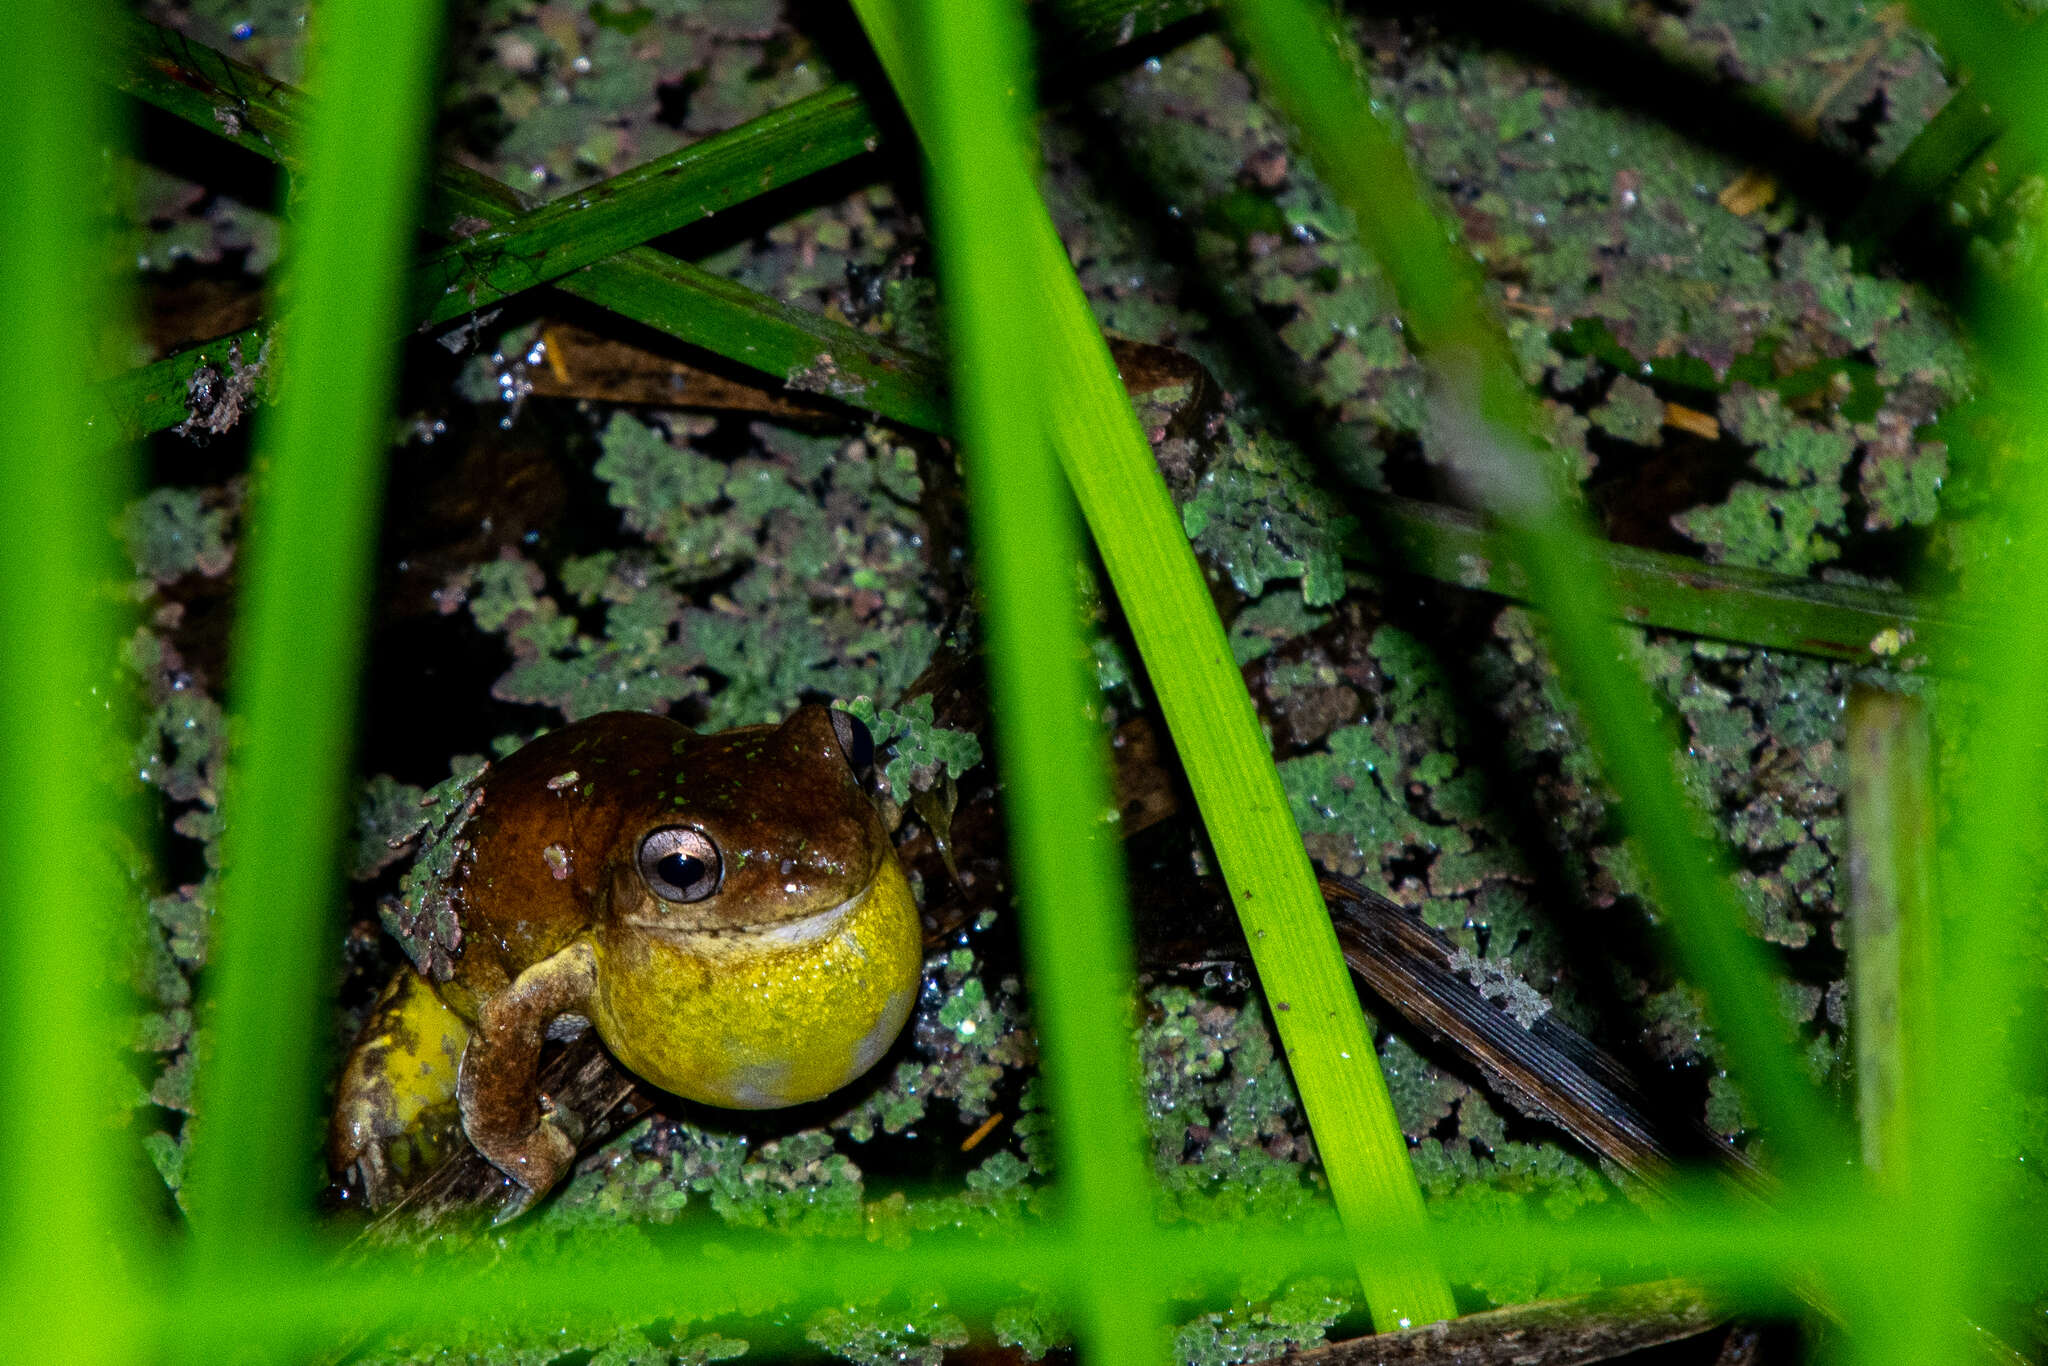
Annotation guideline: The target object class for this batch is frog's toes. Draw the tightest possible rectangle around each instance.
[341,1129,398,1210]
[490,1171,549,1226]
[469,1113,578,1219]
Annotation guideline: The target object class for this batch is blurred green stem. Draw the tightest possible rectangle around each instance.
[187,0,444,1242]
[0,0,145,1358]
[904,2,1164,1362]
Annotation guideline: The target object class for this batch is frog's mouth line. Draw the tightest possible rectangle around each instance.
[634,878,871,952]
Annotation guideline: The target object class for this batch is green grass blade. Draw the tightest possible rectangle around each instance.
[1363,497,1951,667]
[554,251,948,431]
[404,86,875,322]
[1844,690,1938,1187]
[1842,82,2002,265]
[1221,0,1843,1163]
[902,5,1163,1363]
[1840,688,1946,1366]
[0,1,148,1359]
[185,0,444,1241]
[1888,12,2048,1359]
[850,0,1454,1330]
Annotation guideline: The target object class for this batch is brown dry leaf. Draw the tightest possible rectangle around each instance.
[1663,401,1721,441]
[1717,169,1778,216]
[526,321,847,421]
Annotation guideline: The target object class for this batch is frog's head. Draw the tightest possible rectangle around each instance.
[602,704,890,946]
[583,704,923,1109]
[452,707,897,973]
[446,706,921,1111]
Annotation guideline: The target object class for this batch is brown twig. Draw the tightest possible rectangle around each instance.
[1261,1279,1729,1366]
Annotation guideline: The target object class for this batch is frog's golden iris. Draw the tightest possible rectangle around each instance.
[329,706,923,1212]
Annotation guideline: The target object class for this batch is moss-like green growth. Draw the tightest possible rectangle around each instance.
[1170,1277,1352,1366]
[804,1300,969,1366]
[842,695,984,803]
[1673,388,1858,573]
[383,758,492,983]
[836,941,1033,1142]
[120,487,235,584]
[1182,420,1355,605]
[1588,376,1663,448]
[463,414,940,733]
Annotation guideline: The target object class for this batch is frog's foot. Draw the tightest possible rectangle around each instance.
[474,1112,578,1223]
[329,967,470,1209]
[483,1101,586,1225]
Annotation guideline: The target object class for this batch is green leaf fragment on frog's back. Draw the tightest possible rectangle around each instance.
[385,756,490,982]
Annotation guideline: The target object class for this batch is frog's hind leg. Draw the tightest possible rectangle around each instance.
[329,967,471,1209]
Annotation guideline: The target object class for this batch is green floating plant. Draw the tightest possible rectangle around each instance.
[842,695,983,803]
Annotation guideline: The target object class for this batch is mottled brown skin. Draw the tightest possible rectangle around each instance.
[331,706,923,1214]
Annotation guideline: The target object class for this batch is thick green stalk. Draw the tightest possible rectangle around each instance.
[186,0,443,1241]
[852,0,1455,1330]
[1886,12,2048,1362]
[907,4,1163,1365]
[1843,690,1937,1187]
[0,2,145,1361]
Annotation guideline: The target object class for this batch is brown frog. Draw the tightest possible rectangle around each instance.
[329,705,922,1214]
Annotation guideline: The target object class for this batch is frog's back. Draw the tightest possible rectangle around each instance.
[442,712,699,1010]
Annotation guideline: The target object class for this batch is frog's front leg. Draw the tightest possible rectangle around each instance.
[456,940,598,1215]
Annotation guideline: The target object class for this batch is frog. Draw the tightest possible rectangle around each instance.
[328,704,924,1215]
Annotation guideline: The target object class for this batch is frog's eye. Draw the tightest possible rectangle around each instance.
[830,709,875,774]
[637,826,722,903]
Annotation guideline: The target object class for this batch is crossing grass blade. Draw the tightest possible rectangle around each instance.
[900,4,1166,1363]
[849,0,1456,1331]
